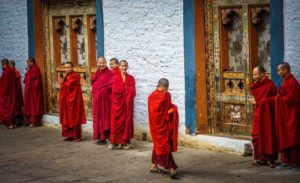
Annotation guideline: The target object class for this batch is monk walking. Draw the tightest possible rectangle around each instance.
[9,60,24,126]
[59,62,86,142]
[92,57,113,145]
[0,59,17,129]
[109,60,136,149]
[148,78,179,178]
[250,66,278,168]
[24,57,44,128]
[275,62,300,171]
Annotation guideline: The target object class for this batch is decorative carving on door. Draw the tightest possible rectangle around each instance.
[211,0,270,135]
[43,0,96,118]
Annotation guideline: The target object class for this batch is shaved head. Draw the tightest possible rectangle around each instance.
[278,62,291,72]
[277,62,291,79]
[157,78,169,88]
[254,65,266,74]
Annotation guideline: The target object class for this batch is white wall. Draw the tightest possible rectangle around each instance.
[102,0,186,132]
[284,0,300,81]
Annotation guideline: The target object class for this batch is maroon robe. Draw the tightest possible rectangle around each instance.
[0,67,17,125]
[148,90,179,169]
[250,76,278,161]
[59,71,86,139]
[275,74,300,165]
[91,67,113,141]
[13,68,23,117]
[24,64,44,123]
[110,67,136,144]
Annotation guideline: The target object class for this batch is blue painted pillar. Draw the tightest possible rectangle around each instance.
[96,0,104,57]
[270,0,284,87]
[27,0,35,57]
[183,0,196,134]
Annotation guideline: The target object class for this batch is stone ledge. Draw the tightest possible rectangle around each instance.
[42,114,252,156]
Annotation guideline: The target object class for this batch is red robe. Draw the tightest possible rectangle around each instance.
[250,77,277,160]
[13,68,23,116]
[24,64,44,123]
[59,71,86,138]
[148,90,179,156]
[110,68,136,144]
[275,74,300,164]
[91,67,113,140]
[0,67,17,125]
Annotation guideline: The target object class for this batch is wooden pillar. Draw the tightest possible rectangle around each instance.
[195,0,209,133]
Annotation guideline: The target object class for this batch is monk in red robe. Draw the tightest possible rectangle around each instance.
[59,62,86,142]
[148,78,179,178]
[24,57,44,128]
[250,66,278,168]
[0,59,17,129]
[109,58,119,70]
[92,57,113,144]
[275,62,300,171]
[109,60,136,150]
[9,60,24,126]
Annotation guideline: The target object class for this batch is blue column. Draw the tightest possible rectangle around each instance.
[27,0,35,57]
[183,0,196,134]
[96,0,104,57]
[270,0,284,87]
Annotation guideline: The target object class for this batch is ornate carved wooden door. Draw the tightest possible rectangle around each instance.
[44,0,97,118]
[212,0,271,135]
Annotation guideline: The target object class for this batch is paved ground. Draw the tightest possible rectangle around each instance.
[0,125,299,183]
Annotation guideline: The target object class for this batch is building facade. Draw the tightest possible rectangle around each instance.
[0,0,299,152]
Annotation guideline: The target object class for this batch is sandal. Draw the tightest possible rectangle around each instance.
[150,168,167,174]
[269,162,277,168]
[252,160,268,166]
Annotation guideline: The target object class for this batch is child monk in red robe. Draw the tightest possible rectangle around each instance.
[0,59,17,129]
[24,57,44,128]
[9,60,24,126]
[275,62,300,171]
[109,60,136,150]
[148,78,179,178]
[59,62,86,142]
[92,57,113,144]
[250,66,278,168]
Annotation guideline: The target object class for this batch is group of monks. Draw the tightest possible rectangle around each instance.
[251,62,300,171]
[4,56,299,176]
[60,57,179,177]
[60,57,136,148]
[0,58,44,129]
[0,56,179,178]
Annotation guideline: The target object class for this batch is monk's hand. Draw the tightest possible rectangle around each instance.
[168,108,174,114]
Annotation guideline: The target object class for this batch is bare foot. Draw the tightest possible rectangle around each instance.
[7,125,15,129]
[72,138,81,142]
[29,124,35,128]
[169,168,177,178]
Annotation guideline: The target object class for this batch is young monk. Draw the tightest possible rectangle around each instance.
[148,78,179,178]
[250,65,278,168]
[92,57,113,144]
[0,59,17,129]
[23,57,44,128]
[275,62,300,171]
[109,60,136,150]
[109,58,119,70]
[9,60,24,126]
[59,62,86,142]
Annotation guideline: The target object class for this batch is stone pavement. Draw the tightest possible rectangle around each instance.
[0,125,299,183]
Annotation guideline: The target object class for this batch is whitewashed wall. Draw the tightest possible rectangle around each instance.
[102,0,185,132]
[284,0,300,81]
